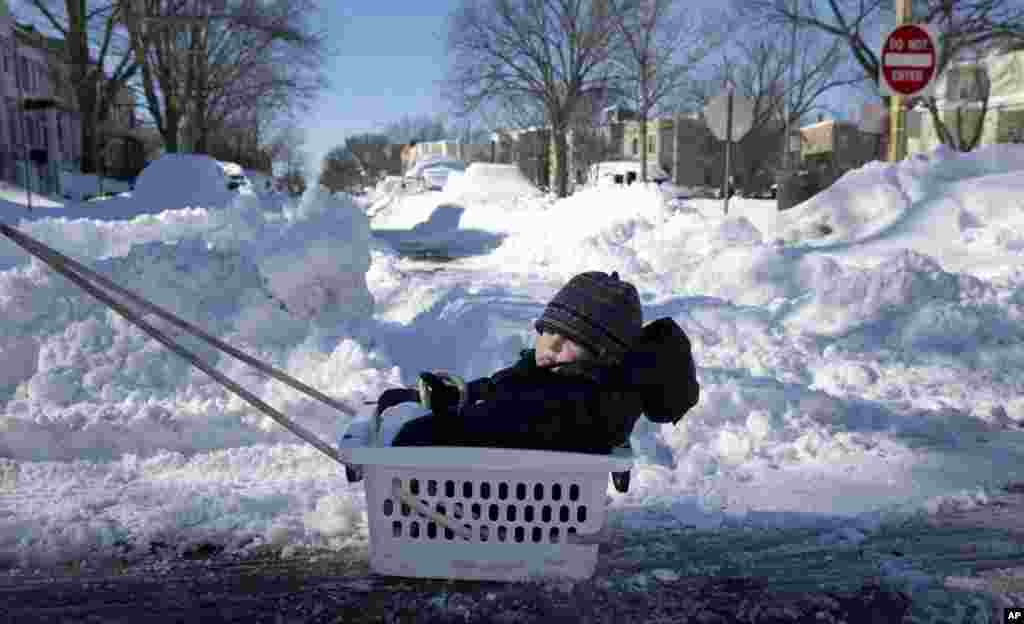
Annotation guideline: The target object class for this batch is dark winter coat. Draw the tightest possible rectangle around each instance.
[391,317,700,455]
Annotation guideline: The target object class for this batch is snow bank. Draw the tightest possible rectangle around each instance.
[777,144,1024,248]
[490,183,668,283]
[0,187,378,463]
[443,163,541,203]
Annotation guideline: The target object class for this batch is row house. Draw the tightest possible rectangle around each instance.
[796,117,880,187]
[414,139,491,164]
[0,9,81,195]
[907,46,1024,154]
[491,126,551,188]
[0,2,141,197]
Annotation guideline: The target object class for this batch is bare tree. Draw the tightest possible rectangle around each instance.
[607,0,719,182]
[698,17,863,192]
[21,0,139,174]
[120,0,330,155]
[380,114,450,145]
[444,0,619,197]
[736,0,1024,152]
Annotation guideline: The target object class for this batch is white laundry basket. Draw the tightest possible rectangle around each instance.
[345,446,633,581]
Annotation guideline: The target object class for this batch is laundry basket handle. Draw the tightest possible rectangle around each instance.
[372,387,421,445]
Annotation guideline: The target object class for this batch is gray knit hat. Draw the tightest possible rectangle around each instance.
[535,271,642,364]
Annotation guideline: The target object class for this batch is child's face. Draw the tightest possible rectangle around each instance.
[535,330,593,368]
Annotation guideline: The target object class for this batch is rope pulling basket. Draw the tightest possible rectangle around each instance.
[346,445,633,581]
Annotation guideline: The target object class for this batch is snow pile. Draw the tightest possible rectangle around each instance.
[0,186,379,464]
[776,144,1024,251]
[132,154,236,212]
[443,163,542,204]
[490,182,668,283]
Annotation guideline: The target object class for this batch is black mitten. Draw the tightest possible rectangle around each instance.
[417,371,468,416]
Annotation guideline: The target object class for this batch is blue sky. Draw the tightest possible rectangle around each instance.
[304,1,462,172]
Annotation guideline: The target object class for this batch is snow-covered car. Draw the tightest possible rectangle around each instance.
[421,165,457,191]
[406,157,466,179]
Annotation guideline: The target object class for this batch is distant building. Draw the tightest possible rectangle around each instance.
[796,117,878,185]
[492,127,550,188]
[414,139,491,165]
[907,47,1024,154]
[0,9,80,194]
[0,1,142,194]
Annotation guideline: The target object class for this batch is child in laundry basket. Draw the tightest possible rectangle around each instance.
[388,271,700,455]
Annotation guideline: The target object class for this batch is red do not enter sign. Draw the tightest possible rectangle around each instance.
[881,24,938,97]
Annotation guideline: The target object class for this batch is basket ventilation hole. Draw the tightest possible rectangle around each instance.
[516,484,527,500]
[410,479,420,495]
[471,503,482,520]
[514,526,525,543]
[498,526,508,542]
[463,482,473,498]
[570,484,580,501]
[427,480,438,496]
[445,527,454,540]
[451,503,462,519]
[499,483,509,500]
[401,503,412,517]
[480,526,490,541]
[445,480,455,497]
[489,504,500,521]
[524,506,535,522]
[392,521,402,537]
[559,506,569,522]
[542,505,552,522]
[534,484,544,501]
[409,521,420,538]
[480,482,491,499]
[507,506,517,522]
[578,506,588,523]
[427,522,437,539]
[382,499,394,517]
[550,527,560,543]
[552,484,562,501]
[532,527,543,543]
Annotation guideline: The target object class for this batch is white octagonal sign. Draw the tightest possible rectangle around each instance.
[704,91,755,142]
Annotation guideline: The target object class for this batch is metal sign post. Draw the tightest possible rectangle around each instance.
[724,90,733,214]
[704,86,755,216]
[880,0,937,161]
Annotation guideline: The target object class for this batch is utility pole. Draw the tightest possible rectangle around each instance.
[888,0,913,162]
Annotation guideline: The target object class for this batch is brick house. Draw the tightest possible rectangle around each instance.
[796,117,878,186]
